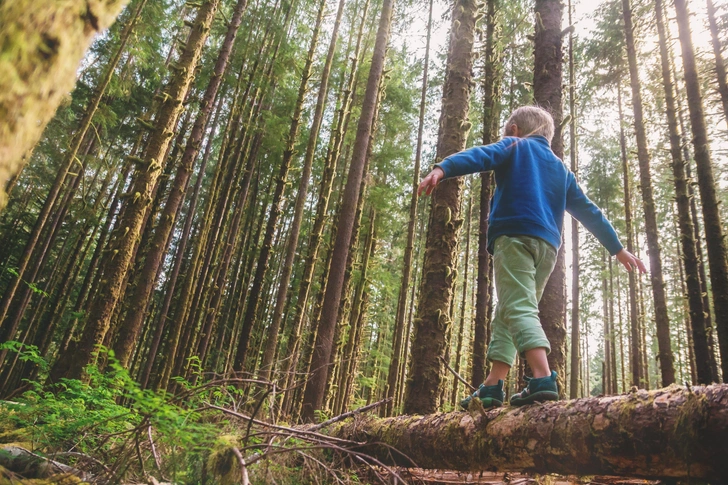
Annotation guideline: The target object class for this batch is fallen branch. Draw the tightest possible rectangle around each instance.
[231,447,250,485]
[330,384,728,481]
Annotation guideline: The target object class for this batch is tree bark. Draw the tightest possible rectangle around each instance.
[0,0,133,211]
[300,0,394,422]
[533,0,566,391]
[331,384,728,481]
[472,0,500,389]
[0,0,146,336]
[568,0,580,399]
[622,0,675,387]
[673,0,728,381]
[403,0,476,416]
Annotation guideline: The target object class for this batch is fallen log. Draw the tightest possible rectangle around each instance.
[330,384,728,481]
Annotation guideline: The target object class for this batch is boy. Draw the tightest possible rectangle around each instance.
[418,106,646,408]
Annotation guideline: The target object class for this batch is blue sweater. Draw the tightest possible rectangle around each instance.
[435,136,623,255]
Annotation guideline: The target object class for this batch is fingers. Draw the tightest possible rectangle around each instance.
[417,176,431,197]
[636,258,648,274]
[418,171,440,197]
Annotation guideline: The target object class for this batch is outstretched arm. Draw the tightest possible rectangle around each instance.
[566,173,647,273]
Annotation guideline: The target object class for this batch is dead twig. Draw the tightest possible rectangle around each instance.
[309,398,392,432]
[148,425,163,475]
[440,355,476,392]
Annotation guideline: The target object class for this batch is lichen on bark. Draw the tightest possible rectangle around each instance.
[0,0,130,211]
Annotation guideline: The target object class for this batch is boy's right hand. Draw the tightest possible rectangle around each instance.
[418,167,444,197]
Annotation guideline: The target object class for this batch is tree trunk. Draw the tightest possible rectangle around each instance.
[112,0,249,369]
[331,384,728,481]
[655,0,713,384]
[616,84,642,388]
[533,0,566,391]
[622,0,675,387]
[472,0,500,389]
[300,0,394,422]
[51,0,221,381]
[450,190,472,406]
[568,0,580,399]
[384,0,433,416]
[279,0,369,409]
[232,0,325,372]
[258,0,347,383]
[0,0,133,211]
[673,0,728,381]
[707,0,728,124]
[403,0,476,416]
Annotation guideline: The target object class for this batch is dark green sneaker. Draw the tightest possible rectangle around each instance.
[459,380,504,410]
[510,370,559,406]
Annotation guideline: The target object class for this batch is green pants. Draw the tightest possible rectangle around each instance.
[486,235,557,366]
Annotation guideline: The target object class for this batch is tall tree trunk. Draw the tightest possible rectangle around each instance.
[51,0,221,381]
[0,0,134,211]
[673,0,728,381]
[258,0,348,382]
[300,0,394,422]
[707,0,728,124]
[384,0,433,416]
[655,0,713,384]
[621,0,675,387]
[402,0,476,416]
[472,0,500,389]
[617,84,642,388]
[533,0,566,392]
[232,0,325,372]
[112,0,249,369]
[672,54,720,380]
[333,209,377,414]
[279,0,369,408]
[568,0,580,399]
[451,190,472,405]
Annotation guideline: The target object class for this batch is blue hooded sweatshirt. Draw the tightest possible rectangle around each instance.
[435,136,623,255]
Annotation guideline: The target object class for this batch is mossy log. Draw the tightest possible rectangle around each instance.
[330,384,728,481]
[0,0,130,211]
[0,446,83,482]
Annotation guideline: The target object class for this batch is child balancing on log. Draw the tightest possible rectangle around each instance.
[418,105,646,408]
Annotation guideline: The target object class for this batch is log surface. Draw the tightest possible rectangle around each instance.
[331,384,728,480]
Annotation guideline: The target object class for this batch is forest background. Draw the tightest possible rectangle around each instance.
[0,0,727,481]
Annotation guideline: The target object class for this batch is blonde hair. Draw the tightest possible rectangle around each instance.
[503,105,555,143]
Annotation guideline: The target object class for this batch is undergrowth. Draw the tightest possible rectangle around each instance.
[0,342,372,484]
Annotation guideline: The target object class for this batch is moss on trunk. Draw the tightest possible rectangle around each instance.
[0,0,130,211]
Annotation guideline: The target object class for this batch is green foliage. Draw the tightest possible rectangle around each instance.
[0,345,221,483]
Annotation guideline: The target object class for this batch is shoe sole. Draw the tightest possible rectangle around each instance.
[510,390,559,406]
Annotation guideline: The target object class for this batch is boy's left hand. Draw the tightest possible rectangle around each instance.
[616,249,647,273]
[418,167,444,197]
